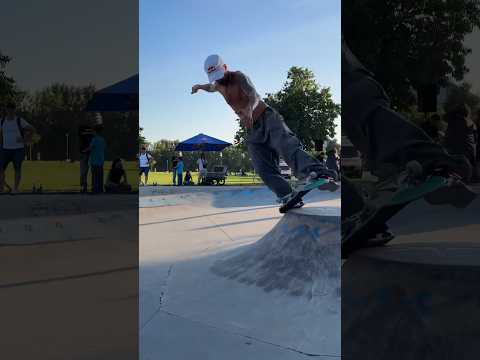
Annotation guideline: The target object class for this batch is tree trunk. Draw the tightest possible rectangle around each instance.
[314,139,324,151]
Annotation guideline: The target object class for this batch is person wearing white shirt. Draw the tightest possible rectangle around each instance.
[0,102,35,193]
[138,146,152,185]
[197,153,207,184]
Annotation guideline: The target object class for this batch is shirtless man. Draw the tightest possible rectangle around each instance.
[191,54,336,204]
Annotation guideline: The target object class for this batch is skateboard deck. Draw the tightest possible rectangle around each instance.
[342,174,475,258]
[279,177,338,213]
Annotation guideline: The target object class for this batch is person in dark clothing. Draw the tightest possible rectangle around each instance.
[444,103,476,173]
[474,109,480,182]
[341,37,471,221]
[316,151,326,166]
[184,170,194,185]
[105,158,132,193]
[326,149,340,178]
[86,124,106,193]
[421,113,442,143]
[78,122,94,193]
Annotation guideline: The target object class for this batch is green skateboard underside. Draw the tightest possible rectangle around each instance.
[279,178,332,214]
[390,176,448,205]
[342,175,450,258]
[298,178,329,192]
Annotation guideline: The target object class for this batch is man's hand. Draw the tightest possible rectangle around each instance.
[191,84,201,94]
[191,83,216,94]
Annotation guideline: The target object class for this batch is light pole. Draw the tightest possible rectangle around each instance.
[65,133,69,161]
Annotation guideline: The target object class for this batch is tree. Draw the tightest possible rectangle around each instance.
[22,83,138,161]
[139,127,148,148]
[0,50,25,109]
[23,84,96,160]
[235,66,340,152]
[0,51,14,105]
[343,0,480,112]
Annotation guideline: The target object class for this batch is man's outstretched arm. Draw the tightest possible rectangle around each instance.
[191,83,217,94]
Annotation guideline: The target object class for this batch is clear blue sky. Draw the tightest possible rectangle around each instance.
[140,0,341,144]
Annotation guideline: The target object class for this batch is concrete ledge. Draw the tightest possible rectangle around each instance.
[211,207,340,299]
[343,241,480,359]
[291,205,340,218]
[0,194,137,219]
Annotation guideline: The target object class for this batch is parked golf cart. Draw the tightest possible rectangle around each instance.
[202,165,228,185]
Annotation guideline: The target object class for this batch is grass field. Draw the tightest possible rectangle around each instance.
[2,162,263,192]
[3,161,139,192]
[145,171,264,186]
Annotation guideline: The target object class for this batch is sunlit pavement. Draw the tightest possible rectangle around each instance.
[140,185,341,360]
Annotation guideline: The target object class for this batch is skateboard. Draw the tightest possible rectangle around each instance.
[279,177,339,213]
[342,161,476,258]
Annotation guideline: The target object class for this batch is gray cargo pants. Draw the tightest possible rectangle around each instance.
[246,107,324,198]
[341,40,471,219]
[342,40,461,177]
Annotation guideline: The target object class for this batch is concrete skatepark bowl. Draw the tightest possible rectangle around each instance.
[140,185,341,359]
[1,194,138,359]
[211,207,340,299]
[342,195,480,360]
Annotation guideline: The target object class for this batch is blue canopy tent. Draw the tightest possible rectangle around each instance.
[175,133,232,185]
[175,133,232,152]
[85,74,138,112]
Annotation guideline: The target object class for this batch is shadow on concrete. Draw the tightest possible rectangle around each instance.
[388,198,480,239]
[140,205,279,227]
[140,185,341,209]
[210,187,340,209]
[188,216,282,231]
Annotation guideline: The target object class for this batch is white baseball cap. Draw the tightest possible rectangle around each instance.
[204,54,226,83]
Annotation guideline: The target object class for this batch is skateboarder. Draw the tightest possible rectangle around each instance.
[341,38,474,254]
[191,54,337,206]
[342,38,471,185]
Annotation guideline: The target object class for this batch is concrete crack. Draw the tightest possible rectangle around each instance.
[206,215,234,242]
[141,264,174,330]
[158,310,340,358]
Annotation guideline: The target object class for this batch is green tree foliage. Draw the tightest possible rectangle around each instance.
[1,51,138,161]
[22,84,138,161]
[0,51,14,105]
[235,67,340,151]
[343,0,480,111]
[0,50,25,108]
[139,127,148,148]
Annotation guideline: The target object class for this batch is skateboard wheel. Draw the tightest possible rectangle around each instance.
[406,160,423,177]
